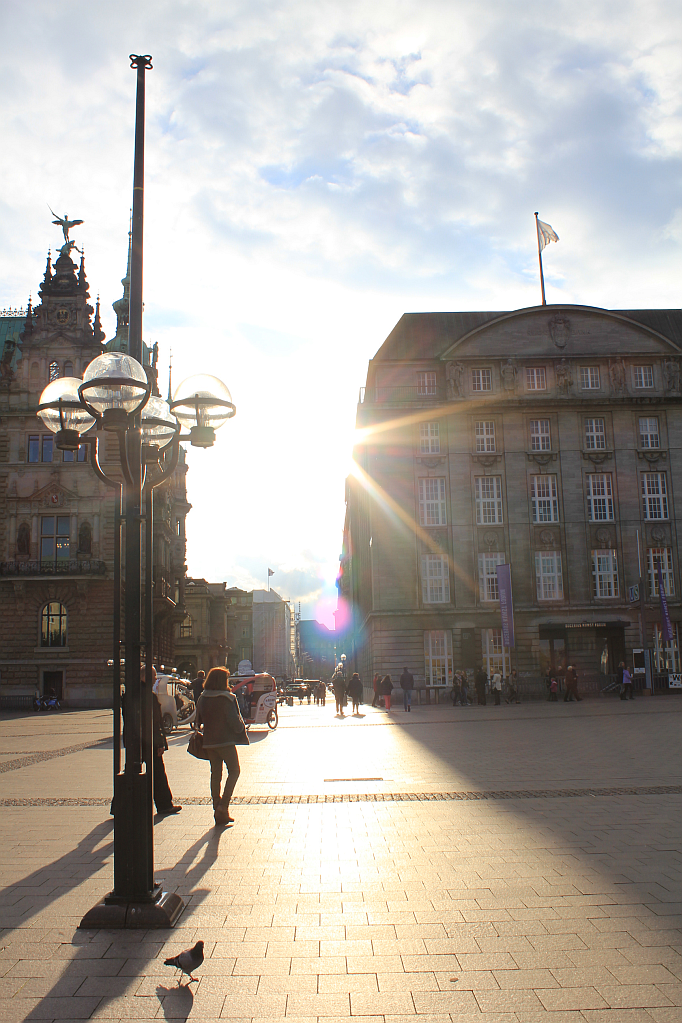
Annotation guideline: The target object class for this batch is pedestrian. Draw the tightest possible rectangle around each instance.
[549,676,558,701]
[622,665,634,700]
[348,672,363,714]
[381,674,393,710]
[333,672,347,716]
[317,680,327,706]
[492,669,502,705]
[306,682,312,705]
[195,666,249,826]
[372,673,381,707]
[564,665,582,702]
[399,666,414,712]
[459,671,470,707]
[190,670,205,705]
[617,660,626,700]
[450,675,461,705]
[475,665,487,705]
[506,668,520,704]
[150,666,182,817]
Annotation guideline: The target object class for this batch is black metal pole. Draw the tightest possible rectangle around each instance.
[144,483,154,885]
[113,489,122,778]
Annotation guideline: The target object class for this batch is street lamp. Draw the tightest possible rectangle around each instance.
[36,54,235,929]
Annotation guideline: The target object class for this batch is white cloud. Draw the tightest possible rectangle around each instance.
[2,0,682,624]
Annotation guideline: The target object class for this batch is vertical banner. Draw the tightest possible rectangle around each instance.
[658,561,673,643]
[496,563,515,649]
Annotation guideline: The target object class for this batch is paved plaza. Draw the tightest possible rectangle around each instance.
[2,696,682,1022]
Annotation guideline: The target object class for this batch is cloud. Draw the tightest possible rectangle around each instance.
[2,0,682,622]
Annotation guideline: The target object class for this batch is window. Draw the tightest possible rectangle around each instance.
[647,547,674,597]
[586,474,614,521]
[478,552,505,601]
[471,368,492,392]
[530,475,559,522]
[48,361,60,382]
[41,602,67,647]
[654,623,680,673]
[474,420,496,452]
[592,549,619,598]
[535,551,564,600]
[475,476,503,524]
[580,366,601,389]
[639,417,660,449]
[634,365,654,389]
[77,443,88,462]
[63,361,73,376]
[180,616,193,638]
[484,628,509,678]
[42,436,53,462]
[28,435,40,462]
[28,435,54,462]
[420,422,440,453]
[642,472,668,520]
[17,522,30,556]
[40,516,70,567]
[525,367,546,390]
[585,418,606,450]
[421,554,450,603]
[424,630,452,686]
[530,419,551,451]
[418,478,447,526]
[417,371,437,396]
[78,522,92,555]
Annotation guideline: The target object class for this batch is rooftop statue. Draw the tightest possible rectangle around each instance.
[48,206,84,256]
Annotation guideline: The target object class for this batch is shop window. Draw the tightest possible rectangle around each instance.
[421,554,450,603]
[424,630,452,686]
[41,601,68,647]
[654,623,680,673]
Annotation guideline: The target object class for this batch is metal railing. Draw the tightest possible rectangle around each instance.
[0,560,106,577]
[359,385,444,404]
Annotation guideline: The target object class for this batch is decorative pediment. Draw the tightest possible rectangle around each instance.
[31,480,78,509]
[439,305,682,360]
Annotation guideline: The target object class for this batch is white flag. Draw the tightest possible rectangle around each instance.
[537,218,559,251]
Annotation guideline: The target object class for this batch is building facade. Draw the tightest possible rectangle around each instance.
[343,303,682,693]
[0,237,190,705]
[173,578,234,676]
[298,619,336,680]
[252,589,294,679]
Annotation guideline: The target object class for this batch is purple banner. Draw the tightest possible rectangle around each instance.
[658,561,673,643]
[496,563,515,649]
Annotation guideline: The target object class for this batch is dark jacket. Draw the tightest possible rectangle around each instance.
[347,676,363,700]
[152,693,167,752]
[399,671,414,691]
[196,690,250,747]
[380,676,393,696]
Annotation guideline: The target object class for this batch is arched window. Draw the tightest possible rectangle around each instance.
[17,522,30,556]
[78,522,92,555]
[63,361,73,376]
[41,602,68,647]
[48,361,60,382]
[180,615,193,638]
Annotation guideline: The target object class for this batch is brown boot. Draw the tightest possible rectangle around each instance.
[214,806,233,826]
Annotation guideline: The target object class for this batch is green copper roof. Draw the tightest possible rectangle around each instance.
[0,315,25,373]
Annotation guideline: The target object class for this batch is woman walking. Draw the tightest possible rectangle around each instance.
[195,667,249,826]
[333,672,347,716]
[381,674,393,710]
[347,672,363,715]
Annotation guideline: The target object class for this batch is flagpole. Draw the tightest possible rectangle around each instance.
[534,212,547,306]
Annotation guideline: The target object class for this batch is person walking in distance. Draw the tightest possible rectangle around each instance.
[492,669,502,706]
[622,664,634,700]
[317,680,327,706]
[549,676,558,701]
[399,666,414,712]
[347,672,363,715]
[475,665,487,705]
[617,660,626,700]
[371,673,381,707]
[564,665,582,702]
[195,667,249,826]
[150,666,182,816]
[333,672,347,716]
[381,674,393,710]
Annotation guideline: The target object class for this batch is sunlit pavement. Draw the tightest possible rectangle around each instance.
[2,699,682,1021]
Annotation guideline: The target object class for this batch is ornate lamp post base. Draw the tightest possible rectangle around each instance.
[80,888,184,929]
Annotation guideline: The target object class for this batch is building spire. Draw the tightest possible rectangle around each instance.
[93,295,105,343]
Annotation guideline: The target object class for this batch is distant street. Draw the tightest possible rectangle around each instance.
[2,697,682,1020]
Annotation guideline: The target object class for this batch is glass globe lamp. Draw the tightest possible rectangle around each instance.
[79,352,150,430]
[37,377,96,451]
[170,373,235,448]
[141,395,179,451]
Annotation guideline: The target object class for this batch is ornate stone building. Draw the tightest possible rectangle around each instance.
[343,304,682,693]
[0,231,190,705]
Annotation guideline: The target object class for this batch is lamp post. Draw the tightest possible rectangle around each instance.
[37,55,235,929]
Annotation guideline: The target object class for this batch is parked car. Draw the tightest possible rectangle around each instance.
[155,674,196,734]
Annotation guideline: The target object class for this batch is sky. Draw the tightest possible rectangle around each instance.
[1,0,682,627]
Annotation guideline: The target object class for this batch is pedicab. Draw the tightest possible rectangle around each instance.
[230,672,278,729]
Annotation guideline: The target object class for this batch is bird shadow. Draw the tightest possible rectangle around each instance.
[156,981,194,1021]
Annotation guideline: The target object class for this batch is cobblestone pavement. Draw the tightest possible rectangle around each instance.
[1,698,682,1021]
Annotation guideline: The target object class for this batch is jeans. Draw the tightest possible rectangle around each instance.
[209,746,241,810]
[153,752,174,812]
[403,689,412,710]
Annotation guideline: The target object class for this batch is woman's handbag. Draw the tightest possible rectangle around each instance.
[187,730,211,760]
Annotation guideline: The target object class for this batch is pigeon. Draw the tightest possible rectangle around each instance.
[164,940,204,984]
